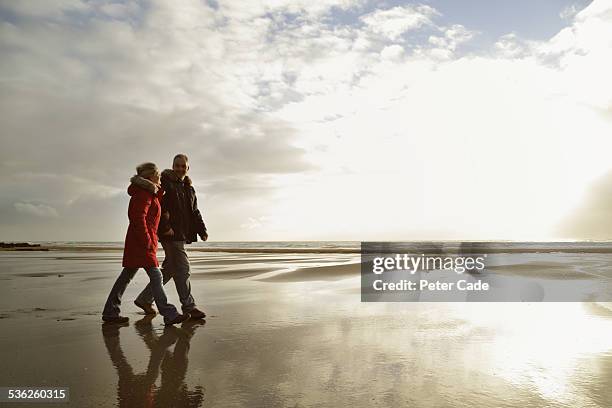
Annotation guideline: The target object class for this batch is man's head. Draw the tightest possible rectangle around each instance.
[172,153,189,179]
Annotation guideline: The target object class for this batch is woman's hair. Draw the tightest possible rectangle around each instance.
[136,162,159,179]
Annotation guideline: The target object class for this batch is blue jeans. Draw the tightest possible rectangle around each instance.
[135,240,196,313]
[102,266,179,323]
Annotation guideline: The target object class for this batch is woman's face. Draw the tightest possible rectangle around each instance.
[149,173,160,184]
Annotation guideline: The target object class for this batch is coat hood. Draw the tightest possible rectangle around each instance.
[128,175,161,196]
[161,168,192,186]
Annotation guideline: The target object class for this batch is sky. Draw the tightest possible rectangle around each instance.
[0,0,611,242]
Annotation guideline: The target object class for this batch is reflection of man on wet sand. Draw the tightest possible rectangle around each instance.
[101,316,205,408]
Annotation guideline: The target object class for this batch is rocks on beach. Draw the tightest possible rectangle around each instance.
[0,242,48,251]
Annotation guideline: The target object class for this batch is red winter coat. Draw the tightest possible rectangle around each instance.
[122,183,163,268]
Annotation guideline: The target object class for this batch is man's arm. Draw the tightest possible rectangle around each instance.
[158,209,173,236]
[157,189,173,236]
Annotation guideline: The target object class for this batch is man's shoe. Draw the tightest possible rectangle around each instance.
[164,313,190,326]
[188,308,206,320]
[102,315,129,324]
[134,300,157,315]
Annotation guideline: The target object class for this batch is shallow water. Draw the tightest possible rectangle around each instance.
[1,250,612,407]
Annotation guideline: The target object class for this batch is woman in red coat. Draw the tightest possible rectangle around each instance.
[102,162,189,326]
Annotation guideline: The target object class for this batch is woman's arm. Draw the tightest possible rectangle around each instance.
[128,192,154,249]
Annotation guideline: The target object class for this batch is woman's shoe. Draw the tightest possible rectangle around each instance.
[164,313,190,326]
[102,315,129,324]
[134,300,157,315]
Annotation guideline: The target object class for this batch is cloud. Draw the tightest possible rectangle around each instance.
[380,44,404,60]
[266,0,612,240]
[560,4,581,20]
[360,5,438,40]
[0,0,88,19]
[240,216,271,230]
[0,0,321,239]
[494,33,530,58]
[559,170,612,240]
[423,24,475,59]
[0,0,611,240]
[14,202,59,218]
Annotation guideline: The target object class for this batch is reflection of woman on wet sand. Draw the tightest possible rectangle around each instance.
[101,316,205,408]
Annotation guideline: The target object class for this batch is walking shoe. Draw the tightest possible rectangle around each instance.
[164,313,190,326]
[134,300,157,315]
[134,314,155,331]
[101,321,129,337]
[102,315,129,324]
[188,308,206,319]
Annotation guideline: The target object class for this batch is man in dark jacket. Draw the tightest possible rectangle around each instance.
[134,154,207,319]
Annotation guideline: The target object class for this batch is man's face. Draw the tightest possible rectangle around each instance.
[173,158,188,178]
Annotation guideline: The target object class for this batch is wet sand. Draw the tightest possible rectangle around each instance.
[1,249,612,407]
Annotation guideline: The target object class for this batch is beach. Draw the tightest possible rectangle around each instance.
[1,244,612,407]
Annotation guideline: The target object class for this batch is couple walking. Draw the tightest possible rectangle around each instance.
[102,154,208,325]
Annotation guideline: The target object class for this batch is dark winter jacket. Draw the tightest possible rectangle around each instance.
[157,169,207,244]
[122,175,163,268]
